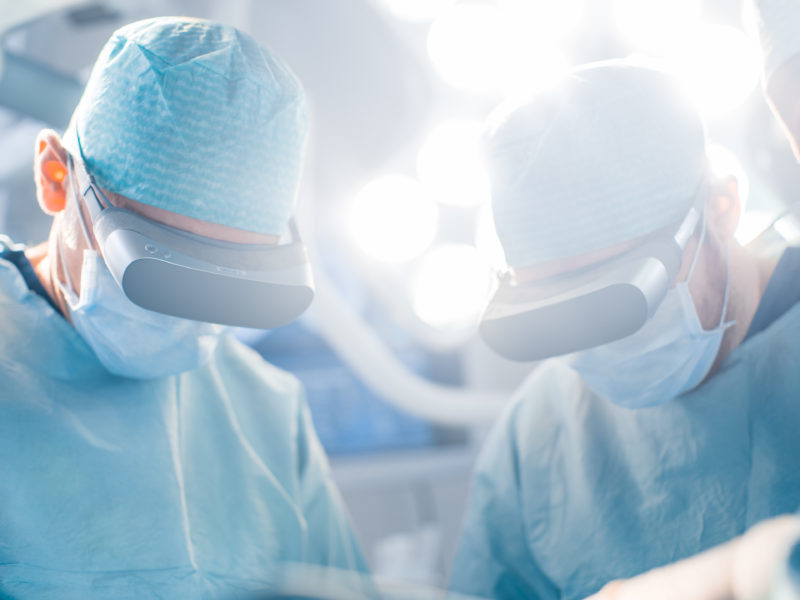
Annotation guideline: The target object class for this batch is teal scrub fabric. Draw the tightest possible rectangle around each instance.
[451,302,800,600]
[0,255,365,598]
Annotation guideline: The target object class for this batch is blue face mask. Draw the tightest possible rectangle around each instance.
[55,178,225,379]
[566,214,734,408]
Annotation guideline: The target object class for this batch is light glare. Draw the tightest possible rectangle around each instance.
[350,175,439,263]
[613,0,702,54]
[427,2,569,95]
[497,0,584,43]
[674,25,761,117]
[707,144,750,208]
[417,119,491,207]
[736,210,774,246]
[411,244,494,330]
[380,0,456,22]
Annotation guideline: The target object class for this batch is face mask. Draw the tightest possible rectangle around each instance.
[566,214,734,408]
[55,173,225,379]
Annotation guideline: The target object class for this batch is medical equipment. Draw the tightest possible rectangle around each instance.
[67,153,315,328]
[479,184,705,361]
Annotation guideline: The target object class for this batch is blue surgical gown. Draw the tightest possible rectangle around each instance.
[0,254,366,598]
[451,300,800,599]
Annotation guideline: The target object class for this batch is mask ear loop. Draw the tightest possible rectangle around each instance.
[717,242,734,329]
[685,200,734,331]
[685,205,708,284]
[66,154,95,247]
[57,155,95,297]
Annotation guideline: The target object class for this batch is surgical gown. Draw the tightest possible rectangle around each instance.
[0,253,366,598]
[451,297,800,599]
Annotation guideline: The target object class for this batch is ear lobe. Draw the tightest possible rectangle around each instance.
[34,130,69,215]
[709,176,741,241]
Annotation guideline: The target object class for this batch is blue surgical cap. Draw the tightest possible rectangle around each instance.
[63,17,308,236]
[749,0,800,78]
[487,62,708,269]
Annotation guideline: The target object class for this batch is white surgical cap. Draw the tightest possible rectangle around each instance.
[487,62,708,269]
[63,17,308,236]
[748,0,800,79]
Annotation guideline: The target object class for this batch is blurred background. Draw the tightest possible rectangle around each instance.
[2,0,800,587]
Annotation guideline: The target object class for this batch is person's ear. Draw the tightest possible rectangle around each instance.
[34,129,69,215]
[708,175,741,242]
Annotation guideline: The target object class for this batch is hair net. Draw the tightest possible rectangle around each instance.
[486,62,708,269]
[748,0,800,79]
[62,17,308,236]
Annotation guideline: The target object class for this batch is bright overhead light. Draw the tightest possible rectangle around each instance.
[379,0,457,23]
[427,3,508,93]
[613,0,702,54]
[417,119,491,207]
[411,244,494,330]
[497,0,584,44]
[673,25,761,117]
[427,2,569,95]
[350,175,439,263]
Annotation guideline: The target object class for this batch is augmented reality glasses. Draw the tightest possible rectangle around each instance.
[66,154,314,329]
[479,181,708,361]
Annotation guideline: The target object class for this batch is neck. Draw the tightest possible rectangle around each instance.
[713,243,779,370]
[24,225,71,320]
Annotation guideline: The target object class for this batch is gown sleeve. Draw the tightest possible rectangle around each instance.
[450,401,559,600]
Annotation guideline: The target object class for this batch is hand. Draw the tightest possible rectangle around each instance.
[582,515,800,600]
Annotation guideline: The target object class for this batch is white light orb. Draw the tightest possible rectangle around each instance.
[379,0,457,23]
[350,175,439,263]
[427,2,569,95]
[417,119,491,207]
[411,244,494,330]
[497,0,584,44]
[613,0,702,54]
[427,3,508,93]
[674,25,762,117]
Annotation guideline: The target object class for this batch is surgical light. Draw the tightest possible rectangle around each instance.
[416,119,490,207]
[379,0,457,22]
[427,2,569,95]
[674,25,762,117]
[613,0,702,54]
[349,175,439,263]
[497,0,584,44]
[411,244,494,330]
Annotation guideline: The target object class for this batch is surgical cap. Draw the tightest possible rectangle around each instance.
[487,62,708,269]
[748,0,800,79]
[63,17,308,236]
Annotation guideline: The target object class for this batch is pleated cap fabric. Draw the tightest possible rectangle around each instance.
[63,17,308,235]
[748,0,800,79]
[487,62,708,269]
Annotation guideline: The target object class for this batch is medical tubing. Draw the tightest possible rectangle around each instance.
[297,201,506,427]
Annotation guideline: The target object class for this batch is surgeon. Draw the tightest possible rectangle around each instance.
[449,61,800,600]
[0,17,366,598]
